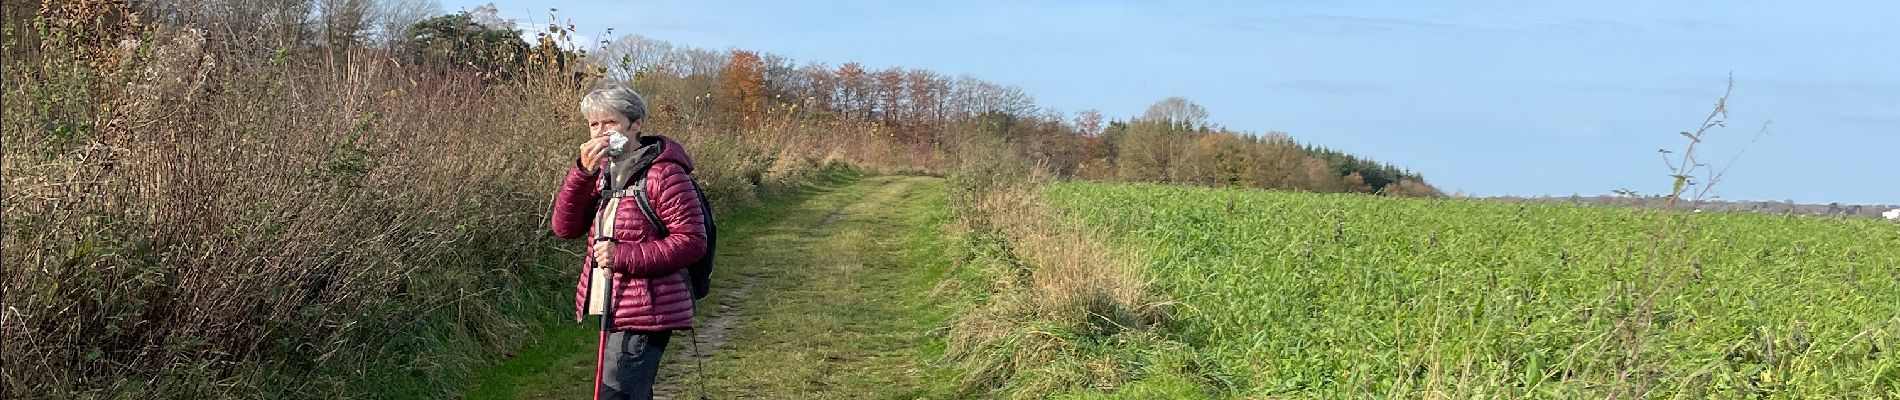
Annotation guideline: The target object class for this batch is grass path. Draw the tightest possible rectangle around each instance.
[465,175,963,399]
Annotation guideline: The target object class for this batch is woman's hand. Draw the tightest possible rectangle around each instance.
[592,241,614,269]
[577,133,610,173]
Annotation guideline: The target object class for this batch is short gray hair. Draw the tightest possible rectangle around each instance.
[579,86,647,123]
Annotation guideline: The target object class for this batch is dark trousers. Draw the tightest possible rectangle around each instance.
[599,330,671,400]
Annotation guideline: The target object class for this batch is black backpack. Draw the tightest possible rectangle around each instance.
[625,156,715,300]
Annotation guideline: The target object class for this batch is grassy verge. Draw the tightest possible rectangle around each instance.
[936,181,1188,399]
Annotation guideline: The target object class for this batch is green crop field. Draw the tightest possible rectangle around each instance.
[1041,181,1900,398]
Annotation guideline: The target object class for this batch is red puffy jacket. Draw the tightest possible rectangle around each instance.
[550,135,706,332]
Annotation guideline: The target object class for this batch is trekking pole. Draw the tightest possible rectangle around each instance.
[591,157,616,400]
[590,248,616,400]
[694,317,709,400]
[590,262,611,400]
[591,250,617,400]
[685,293,710,400]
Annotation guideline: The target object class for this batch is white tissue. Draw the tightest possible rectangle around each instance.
[605,131,630,155]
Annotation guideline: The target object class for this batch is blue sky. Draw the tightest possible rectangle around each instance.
[450,0,1898,204]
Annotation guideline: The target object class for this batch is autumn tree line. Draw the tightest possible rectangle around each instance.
[591,33,1441,196]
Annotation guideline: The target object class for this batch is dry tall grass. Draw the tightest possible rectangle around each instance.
[940,139,1174,398]
[4,8,582,395]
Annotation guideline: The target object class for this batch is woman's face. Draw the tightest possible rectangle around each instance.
[585,109,638,138]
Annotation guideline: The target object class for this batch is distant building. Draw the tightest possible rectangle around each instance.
[1885,208,1900,221]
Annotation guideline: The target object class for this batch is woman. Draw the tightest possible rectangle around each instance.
[549,86,707,399]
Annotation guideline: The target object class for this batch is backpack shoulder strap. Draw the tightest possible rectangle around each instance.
[625,162,708,240]
[628,165,670,238]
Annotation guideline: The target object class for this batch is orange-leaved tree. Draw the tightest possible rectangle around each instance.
[714,49,767,131]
